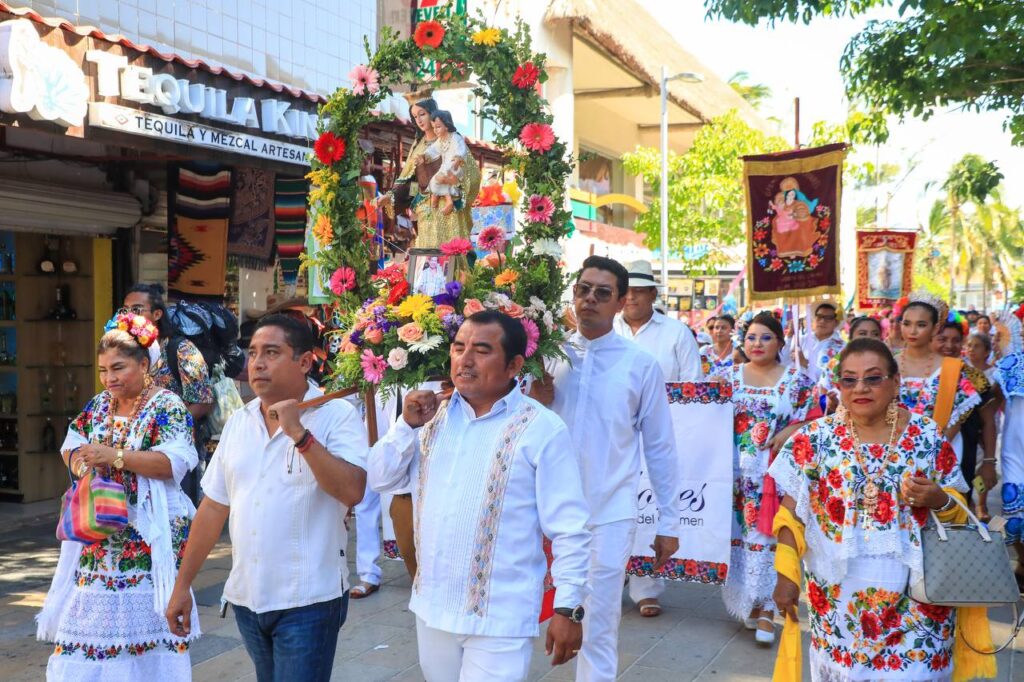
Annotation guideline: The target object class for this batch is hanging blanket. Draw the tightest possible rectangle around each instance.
[228,167,276,270]
[169,163,231,296]
[274,176,308,285]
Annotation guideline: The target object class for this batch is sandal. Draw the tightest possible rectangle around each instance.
[349,582,380,599]
[755,616,776,646]
[638,598,662,617]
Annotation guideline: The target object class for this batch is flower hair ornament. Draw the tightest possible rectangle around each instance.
[905,291,949,325]
[946,310,969,337]
[105,311,162,368]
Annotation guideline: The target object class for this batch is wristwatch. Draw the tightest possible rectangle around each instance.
[113,449,125,470]
[554,605,585,623]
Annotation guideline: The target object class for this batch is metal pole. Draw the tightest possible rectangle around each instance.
[660,66,670,305]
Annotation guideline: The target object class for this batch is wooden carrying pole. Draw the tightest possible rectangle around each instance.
[295,386,379,446]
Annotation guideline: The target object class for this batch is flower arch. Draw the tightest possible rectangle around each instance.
[307,14,574,394]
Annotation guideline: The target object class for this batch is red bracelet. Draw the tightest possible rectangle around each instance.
[294,430,316,453]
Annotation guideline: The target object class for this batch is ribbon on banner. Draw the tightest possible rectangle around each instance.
[628,382,734,584]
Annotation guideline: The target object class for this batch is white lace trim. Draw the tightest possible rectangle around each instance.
[722,543,777,620]
[47,649,192,682]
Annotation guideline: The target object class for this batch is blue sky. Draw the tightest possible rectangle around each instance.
[638,1,1024,230]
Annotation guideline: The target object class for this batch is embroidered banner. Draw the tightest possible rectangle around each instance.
[855,229,917,311]
[168,163,231,296]
[628,382,734,584]
[743,143,847,301]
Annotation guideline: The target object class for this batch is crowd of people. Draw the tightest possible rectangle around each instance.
[32,257,1022,682]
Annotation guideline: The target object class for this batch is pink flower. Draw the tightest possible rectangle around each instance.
[476,226,506,252]
[526,195,555,224]
[520,122,555,153]
[521,318,540,357]
[360,349,387,384]
[348,64,380,95]
[397,322,424,343]
[435,304,455,319]
[501,302,525,318]
[463,298,485,317]
[440,237,473,257]
[364,327,383,344]
[329,267,356,295]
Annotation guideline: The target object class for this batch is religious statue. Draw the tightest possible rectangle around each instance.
[422,110,467,215]
[770,176,820,258]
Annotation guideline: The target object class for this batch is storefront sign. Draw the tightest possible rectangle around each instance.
[0,19,88,127]
[89,102,311,166]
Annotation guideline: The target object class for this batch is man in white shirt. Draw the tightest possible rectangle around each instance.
[532,255,680,682]
[165,314,368,682]
[798,301,845,384]
[369,310,591,682]
[612,260,700,617]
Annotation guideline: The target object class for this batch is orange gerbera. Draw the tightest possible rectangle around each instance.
[413,20,445,49]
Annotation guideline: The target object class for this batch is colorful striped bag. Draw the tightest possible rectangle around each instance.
[56,467,128,544]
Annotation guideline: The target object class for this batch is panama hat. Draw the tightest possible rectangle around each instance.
[626,260,659,289]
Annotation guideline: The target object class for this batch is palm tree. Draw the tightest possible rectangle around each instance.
[727,71,772,110]
[971,191,1024,305]
[941,154,1003,303]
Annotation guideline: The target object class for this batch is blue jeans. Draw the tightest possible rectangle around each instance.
[233,593,349,682]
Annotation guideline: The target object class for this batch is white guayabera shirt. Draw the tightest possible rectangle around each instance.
[613,310,703,382]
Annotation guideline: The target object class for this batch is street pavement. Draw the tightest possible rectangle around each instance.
[1,502,1022,681]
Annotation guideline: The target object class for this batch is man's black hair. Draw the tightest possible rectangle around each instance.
[465,310,527,364]
[126,282,174,338]
[254,313,315,357]
[577,255,628,298]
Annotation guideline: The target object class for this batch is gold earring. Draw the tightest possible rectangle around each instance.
[886,399,899,425]
[143,373,153,389]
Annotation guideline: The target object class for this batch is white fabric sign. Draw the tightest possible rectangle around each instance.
[629,382,734,584]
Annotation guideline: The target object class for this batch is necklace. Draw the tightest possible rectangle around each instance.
[845,412,900,532]
[103,386,152,448]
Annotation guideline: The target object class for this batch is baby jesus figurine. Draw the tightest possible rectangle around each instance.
[422,110,467,215]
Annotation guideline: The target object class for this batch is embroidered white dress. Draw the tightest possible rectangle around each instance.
[39,389,199,681]
[769,414,968,681]
[368,388,591,638]
[718,364,815,619]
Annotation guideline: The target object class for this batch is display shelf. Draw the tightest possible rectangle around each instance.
[25,318,94,323]
[0,450,19,456]
[0,321,15,327]
[0,366,16,373]
[25,364,92,369]
[23,273,92,279]
[0,486,21,494]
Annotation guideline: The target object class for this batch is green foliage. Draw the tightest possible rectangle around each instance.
[727,71,773,110]
[942,154,1004,206]
[622,110,788,272]
[706,1,1024,144]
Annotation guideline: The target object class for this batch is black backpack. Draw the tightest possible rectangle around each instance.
[165,300,246,382]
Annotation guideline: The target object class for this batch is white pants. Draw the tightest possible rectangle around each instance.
[628,575,665,603]
[416,617,533,682]
[576,519,635,682]
[354,485,382,586]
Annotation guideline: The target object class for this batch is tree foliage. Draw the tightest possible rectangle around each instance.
[622,110,788,272]
[706,1,1024,144]
[728,71,773,110]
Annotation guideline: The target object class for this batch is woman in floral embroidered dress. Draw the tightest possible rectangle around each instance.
[37,316,200,681]
[771,338,969,681]
[700,314,735,376]
[712,312,815,645]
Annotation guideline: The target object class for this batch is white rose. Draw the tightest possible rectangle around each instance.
[387,347,409,370]
[542,310,555,331]
[533,238,562,259]
[529,295,547,312]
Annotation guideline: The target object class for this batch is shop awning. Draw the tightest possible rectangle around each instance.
[0,178,141,235]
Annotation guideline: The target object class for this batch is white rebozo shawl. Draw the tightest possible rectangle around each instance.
[36,388,198,641]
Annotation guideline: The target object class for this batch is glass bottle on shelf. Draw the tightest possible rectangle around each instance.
[9,286,15,321]
[60,239,78,274]
[37,238,57,274]
[40,370,53,412]
[41,418,56,452]
[0,333,8,365]
[48,285,77,320]
[0,241,10,275]
[64,370,78,412]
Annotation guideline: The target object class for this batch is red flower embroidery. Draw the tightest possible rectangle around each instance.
[936,442,957,474]
[911,505,930,526]
[873,493,896,525]
[834,424,847,437]
[900,437,915,451]
[827,469,843,489]
[917,603,952,623]
[861,611,882,639]
[906,424,921,437]
[413,20,445,49]
[839,437,854,451]
[887,654,902,670]
[751,421,770,447]
[842,652,853,667]
[735,412,752,435]
[512,61,541,89]
[885,631,904,646]
[314,132,346,165]
[684,560,697,576]
[682,384,697,398]
[880,605,901,629]
[868,443,885,459]
[791,434,814,466]
[808,580,830,615]
[826,497,846,524]
[872,655,887,670]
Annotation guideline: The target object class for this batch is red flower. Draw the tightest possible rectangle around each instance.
[885,631,904,646]
[834,424,847,437]
[735,412,752,435]
[770,258,783,270]
[807,580,830,615]
[867,443,884,459]
[413,20,445,49]
[682,384,697,398]
[860,611,882,639]
[386,279,409,306]
[900,437,915,451]
[827,469,843,489]
[520,122,555,153]
[826,497,846,524]
[872,655,887,670]
[911,505,929,526]
[906,424,921,437]
[684,560,697,576]
[873,492,896,524]
[512,61,541,88]
[887,654,902,671]
[917,603,952,623]
[842,652,853,668]
[936,442,957,474]
[838,437,854,451]
[751,421,770,447]
[791,434,814,465]
[314,132,346,165]
[880,605,901,629]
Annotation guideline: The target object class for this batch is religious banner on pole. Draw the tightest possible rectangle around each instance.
[743,143,847,301]
[855,228,917,311]
[628,382,734,585]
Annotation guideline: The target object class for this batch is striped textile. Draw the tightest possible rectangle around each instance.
[274,176,308,285]
[57,472,128,544]
[169,163,231,296]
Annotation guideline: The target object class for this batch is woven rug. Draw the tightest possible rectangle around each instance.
[169,163,231,296]
[228,167,276,270]
[274,176,308,285]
